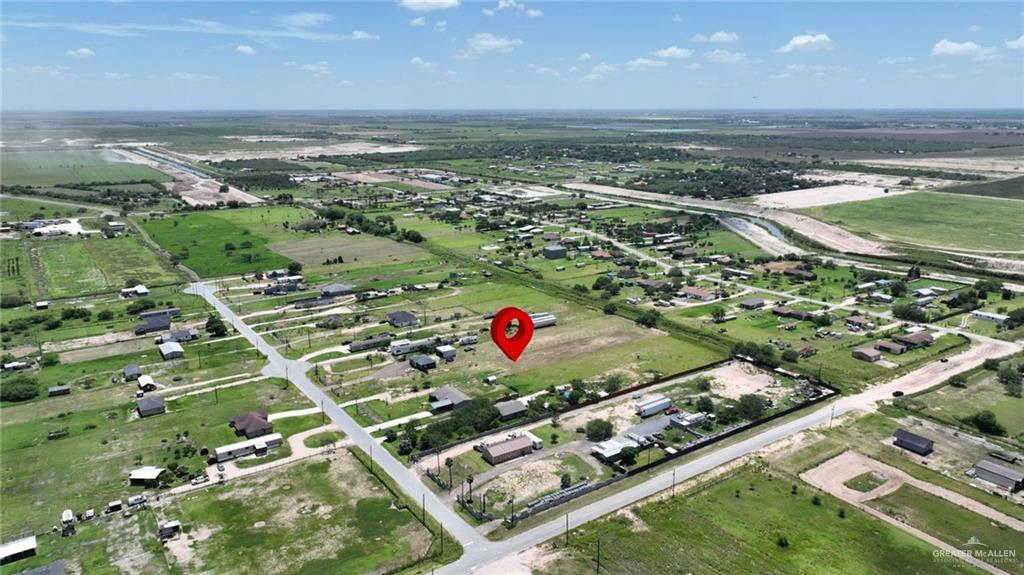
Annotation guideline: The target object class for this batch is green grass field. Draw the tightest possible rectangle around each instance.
[911,369,1024,447]
[0,150,170,186]
[798,191,1024,252]
[24,236,182,298]
[540,468,986,575]
[138,206,313,277]
[0,379,313,539]
[869,484,1022,574]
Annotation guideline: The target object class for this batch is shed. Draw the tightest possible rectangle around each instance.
[137,395,166,417]
[482,435,535,465]
[410,354,437,372]
[137,375,157,392]
[386,310,419,328]
[495,399,528,420]
[875,341,906,355]
[48,385,71,397]
[971,460,1023,492]
[435,345,457,362]
[893,428,934,456]
[128,466,167,487]
[542,244,567,259]
[158,342,184,360]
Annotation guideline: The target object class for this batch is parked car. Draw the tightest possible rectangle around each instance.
[190,475,209,486]
[664,407,679,415]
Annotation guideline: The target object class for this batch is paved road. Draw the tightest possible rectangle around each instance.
[185,282,487,549]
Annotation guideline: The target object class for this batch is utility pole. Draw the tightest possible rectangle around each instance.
[829,403,836,429]
[596,539,601,574]
[422,493,426,524]
[565,513,569,546]
[321,399,325,425]
[672,468,676,497]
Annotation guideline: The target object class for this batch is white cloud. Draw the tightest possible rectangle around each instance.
[627,58,667,71]
[409,16,427,26]
[692,31,738,43]
[967,24,984,33]
[27,65,69,77]
[275,12,332,30]
[704,49,748,64]
[235,44,256,55]
[672,14,683,23]
[434,20,448,32]
[411,56,438,70]
[878,56,913,65]
[457,32,522,58]
[168,72,215,81]
[528,63,560,76]
[686,62,702,70]
[401,0,460,11]
[65,47,95,59]
[931,39,999,61]
[581,61,616,82]
[104,72,130,79]
[578,52,592,61]
[526,8,543,18]
[287,60,332,77]
[775,32,834,53]
[652,46,692,59]
[481,8,495,16]
[6,18,374,42]
[1005,34,1024,50]
[349,30,380,40]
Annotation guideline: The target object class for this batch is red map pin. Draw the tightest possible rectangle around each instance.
[490,307,534,362]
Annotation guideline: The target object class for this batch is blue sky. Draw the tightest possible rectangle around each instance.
[2,1,1022,110]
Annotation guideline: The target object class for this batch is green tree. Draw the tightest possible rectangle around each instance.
[0,375,38,402]
[964,410,1006,436]
[585,419,614,442]
[619,446,638,466]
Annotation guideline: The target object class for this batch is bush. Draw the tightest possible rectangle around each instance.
[97,310,114,321]
[782,349,799,363]
[635,309,661,328]
[585,419,614,442]
[1,376,38,402]
[0,295,25,308]
[40,352,60,367]
[982,358,1001,371]
[962,410,1006,436]
[602,303,618,315]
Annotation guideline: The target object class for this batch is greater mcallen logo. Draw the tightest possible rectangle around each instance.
[932,536,1017,565]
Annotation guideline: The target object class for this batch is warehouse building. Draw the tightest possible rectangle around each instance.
[482,435,535,465]
[542,244,568,259]
[428,386,470,412]
[435,345,457,362]
[321,283,355,297]
[892,428,934,456]
[970,459,1023,492]
[495,399,528,420]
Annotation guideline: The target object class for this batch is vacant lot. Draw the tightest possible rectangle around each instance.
[538,468,984,575]
[753,184,914,209]
[160,454,432,575]
[269,234,432,269]
[27,236,182,298]
[938,176,1024,200]
[798,192,1024,252]
[139,206,314,277]
[1,150,170,186]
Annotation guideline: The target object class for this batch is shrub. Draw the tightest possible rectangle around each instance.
[1,376,38,402]
[584,419,614,442]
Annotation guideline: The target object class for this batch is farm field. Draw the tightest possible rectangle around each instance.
[537,468,984,575]
[0,150,171,186]
[24,236,182,299]
[797,192,1024,252]
[268,233,433,270]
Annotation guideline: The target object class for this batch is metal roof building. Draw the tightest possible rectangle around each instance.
[972,459,1024,492]
[482,435,535,465]
[892,428,934,456]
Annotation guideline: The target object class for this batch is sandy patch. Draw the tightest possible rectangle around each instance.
[707,361,781,400]
[180,142,422,162]
[861,156,1024,177]
[482,457,564,503]
[752,184,917,209]
[801,169,954,190]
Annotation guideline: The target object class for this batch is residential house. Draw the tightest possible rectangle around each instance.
[128,466,167,487]
[852,347,882,363]
[229,412,274,439]
[428,386,470,412]
[410,354,437,372]
[894,331,934,349]
[137,396,166,417]
[875,341,906,355]
[495,399,528,421]
[386,310,418,328]
[482,435,535,465]
[158,342,184,360]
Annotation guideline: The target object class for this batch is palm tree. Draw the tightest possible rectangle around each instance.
[467,475,474,499]
[445,457,454,490]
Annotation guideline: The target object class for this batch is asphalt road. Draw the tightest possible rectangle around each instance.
[185,282,487,550]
